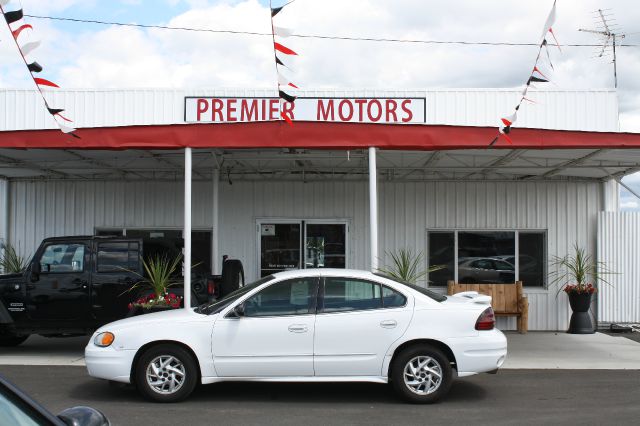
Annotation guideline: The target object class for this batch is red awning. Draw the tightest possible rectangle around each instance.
[1,122,640,150]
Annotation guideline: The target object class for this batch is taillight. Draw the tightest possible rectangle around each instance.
[475,307,495,330]
[207,280,216,296]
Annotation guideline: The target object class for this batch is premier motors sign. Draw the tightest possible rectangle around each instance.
[184,97,426,124]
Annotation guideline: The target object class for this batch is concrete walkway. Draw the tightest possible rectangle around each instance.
[1,332,640,369]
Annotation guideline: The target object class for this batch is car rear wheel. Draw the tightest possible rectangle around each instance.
[391,345,452,404]
[0,334,29,347]
[134,344,198,402]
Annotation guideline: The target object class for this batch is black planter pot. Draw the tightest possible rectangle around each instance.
[567,292,595,334]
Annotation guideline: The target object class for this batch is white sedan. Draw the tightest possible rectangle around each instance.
[85,269,507,403]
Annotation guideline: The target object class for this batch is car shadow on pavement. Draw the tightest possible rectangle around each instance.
[70,378,486,405]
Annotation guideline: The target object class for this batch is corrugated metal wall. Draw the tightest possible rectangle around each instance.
[0,88,619,132]
[598,212,640,324]
[4,178,602,330]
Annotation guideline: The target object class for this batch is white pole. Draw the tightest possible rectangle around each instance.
[212,168,220,275]
[183,147,192,309]
[368,147,379,271]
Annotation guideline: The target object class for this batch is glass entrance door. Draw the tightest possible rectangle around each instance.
[259,221,347,277]
[259,223,302,277]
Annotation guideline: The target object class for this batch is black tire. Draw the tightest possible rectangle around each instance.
[134,344,198,403]
[0,334,29,347]
[390,344,453,404]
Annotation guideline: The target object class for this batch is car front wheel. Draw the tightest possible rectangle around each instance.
[134,344,198,402]
[391,345,453,404]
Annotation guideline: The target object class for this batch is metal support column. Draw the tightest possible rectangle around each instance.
[183,148,192,309]
[368,147,379,271]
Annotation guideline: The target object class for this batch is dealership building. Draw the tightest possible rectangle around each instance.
[1,87,640,330]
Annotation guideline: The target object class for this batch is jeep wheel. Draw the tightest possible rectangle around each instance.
[134,344,198,403]
[391,344,453,404]
[0,334,30,347]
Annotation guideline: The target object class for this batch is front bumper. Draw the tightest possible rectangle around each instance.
[447,329,508,377]
[85,343,137,384]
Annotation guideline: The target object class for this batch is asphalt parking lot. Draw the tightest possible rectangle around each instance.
[1,366,639,426]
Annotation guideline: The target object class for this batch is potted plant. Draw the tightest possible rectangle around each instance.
[377,248,443,285]
[550,244,615,334]
[0,243,30,274]
[126,253,183,315]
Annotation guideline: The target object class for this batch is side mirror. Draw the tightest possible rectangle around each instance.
[232,303,245,318]
[57,406,110,426]
[30,262,41,282]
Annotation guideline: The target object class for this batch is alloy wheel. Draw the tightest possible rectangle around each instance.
[145,355,186,395]
[402,355,443,395]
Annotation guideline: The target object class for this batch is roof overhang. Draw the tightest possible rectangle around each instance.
[2,122,640,150]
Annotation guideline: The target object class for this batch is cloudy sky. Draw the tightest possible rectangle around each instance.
[1,0,640,208]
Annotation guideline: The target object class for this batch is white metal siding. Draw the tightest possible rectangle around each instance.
[0,88,619,132]
[6,178,601,330]
[598,212,640,324]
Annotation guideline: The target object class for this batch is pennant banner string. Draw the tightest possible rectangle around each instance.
[0,0,79,138]
[491,0,559,147]
[269,0,299,127]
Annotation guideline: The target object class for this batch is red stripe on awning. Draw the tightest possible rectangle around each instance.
[1,122,640,150]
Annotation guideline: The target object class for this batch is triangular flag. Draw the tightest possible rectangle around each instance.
[542,40,555,70]
[271,6,283,17]
[540,0,556,41]
[279,90,296,103]
[501,112,517,127]
[273,26,292,37]
[34,78,59,88]
[27,61,42,73]
[20,40,40,56]
[274,42,298,56]
[281,110,294,127]
[528,75,548,84]
[3,8,23,24]
[11,23,32,39]
[276,55,294,71]
[532,66,549,80]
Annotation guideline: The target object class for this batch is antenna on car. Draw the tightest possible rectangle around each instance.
[579,8,627,88]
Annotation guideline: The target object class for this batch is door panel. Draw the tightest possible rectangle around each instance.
[27,242,91,322]
[314,278,412,376]
[212,277,318,377]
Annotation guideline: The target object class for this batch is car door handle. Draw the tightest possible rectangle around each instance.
[380,320,397,329]
[288,324,308,333]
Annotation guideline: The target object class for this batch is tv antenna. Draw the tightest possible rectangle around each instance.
[579,9,626,88]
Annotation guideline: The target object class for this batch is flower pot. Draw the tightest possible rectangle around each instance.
[567,292,594,334]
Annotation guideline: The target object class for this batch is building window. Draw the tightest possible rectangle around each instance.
[427,230,546,288]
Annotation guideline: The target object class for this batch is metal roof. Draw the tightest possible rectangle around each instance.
[1,147,638,182]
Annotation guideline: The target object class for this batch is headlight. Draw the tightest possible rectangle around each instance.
[94,332,115,347]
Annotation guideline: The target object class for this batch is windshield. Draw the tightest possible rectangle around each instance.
[373,272,447,302]
[195,275,275,315]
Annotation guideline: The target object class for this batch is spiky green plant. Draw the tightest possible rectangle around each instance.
[127,253,183,298]
[1,243,30,274]
[377,248,443,284]
[549,243,616,296]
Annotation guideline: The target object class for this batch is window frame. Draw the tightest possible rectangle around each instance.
[236,277,320,318]
[37,242,87,275]
[96,241,141,274]
[317,277,408,314]
[426,229,547,288]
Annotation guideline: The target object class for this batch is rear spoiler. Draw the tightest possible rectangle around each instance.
[450,291,492,305]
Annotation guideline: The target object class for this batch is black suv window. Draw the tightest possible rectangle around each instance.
[243,278,316,317]
[39,243,85,273]
[97,242,140,273]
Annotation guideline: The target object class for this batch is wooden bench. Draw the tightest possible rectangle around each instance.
[447,280,529,333]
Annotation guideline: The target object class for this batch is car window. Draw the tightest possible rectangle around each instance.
[373,272,447,302]
[322,278,383,313]
[493,260,515,271]
[244,278,316,317]
[0,388,44,426]
[382,286,407,308]
[97,242,140,273]
[472,259,493,269]
[196,275,275,315]
[39,243,85,273]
